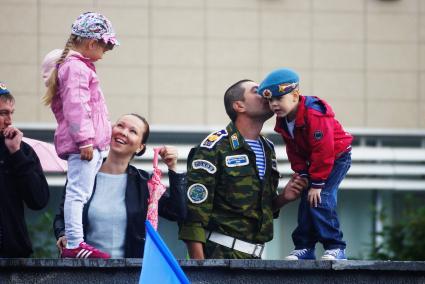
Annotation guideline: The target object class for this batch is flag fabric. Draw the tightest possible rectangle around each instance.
[147,147,167,230]
[139,221,190,284]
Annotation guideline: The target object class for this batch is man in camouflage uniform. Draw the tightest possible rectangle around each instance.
[179,80,307,259]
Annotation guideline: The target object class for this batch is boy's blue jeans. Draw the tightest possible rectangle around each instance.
[292,152,351,250]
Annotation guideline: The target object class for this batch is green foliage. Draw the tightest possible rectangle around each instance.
[27,211,58,258]
[371,196,425,261]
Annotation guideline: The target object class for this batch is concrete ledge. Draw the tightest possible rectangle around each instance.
[2,259,425,283]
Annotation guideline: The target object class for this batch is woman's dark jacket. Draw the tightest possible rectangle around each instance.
[53,164,187,257]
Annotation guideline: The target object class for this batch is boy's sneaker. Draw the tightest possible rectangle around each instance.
[61,242,110,259]
[321,248,347,260]
[284,248,316,260]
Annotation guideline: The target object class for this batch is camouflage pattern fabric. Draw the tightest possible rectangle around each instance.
[179,122,281,258]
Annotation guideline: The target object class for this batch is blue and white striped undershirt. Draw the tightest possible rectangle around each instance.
[245,139,266,179]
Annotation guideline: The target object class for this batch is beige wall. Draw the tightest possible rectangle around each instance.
[1,0,425,128]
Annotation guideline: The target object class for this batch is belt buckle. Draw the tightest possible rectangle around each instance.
[252,244,264,258]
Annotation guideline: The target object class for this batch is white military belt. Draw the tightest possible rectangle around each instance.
[206,231,264,258]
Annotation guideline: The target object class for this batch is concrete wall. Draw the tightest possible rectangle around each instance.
[2,259,425,284]
[1,0,425,128]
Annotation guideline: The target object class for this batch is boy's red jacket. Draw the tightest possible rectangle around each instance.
[274,95,353,189]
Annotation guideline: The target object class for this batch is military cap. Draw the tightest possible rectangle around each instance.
[258,68,299,99]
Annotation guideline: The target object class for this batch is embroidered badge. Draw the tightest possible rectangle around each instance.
[192,159,217,174]
[225,154,249,167]
[314,130,323,141]
[201,129,228,149]
[231,133,240,149]
[187,184,208,204]
[262,89,272,99]
[272,158,278,171]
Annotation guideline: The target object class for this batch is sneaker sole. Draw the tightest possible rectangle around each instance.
[321,257,348,260]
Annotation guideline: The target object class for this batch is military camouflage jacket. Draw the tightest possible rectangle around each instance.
[179,122,280,244]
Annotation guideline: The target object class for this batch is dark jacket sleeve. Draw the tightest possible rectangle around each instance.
[9,143,49,210]
[158,170,187,222]
[53,185,66,240]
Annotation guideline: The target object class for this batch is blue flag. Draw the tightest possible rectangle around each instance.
[139,221,190,284]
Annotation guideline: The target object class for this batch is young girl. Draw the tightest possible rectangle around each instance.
[42,12,119,259]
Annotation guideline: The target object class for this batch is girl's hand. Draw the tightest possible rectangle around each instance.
[80,145,93,161]
[308,187,322,207]
[56,236,67,254]
[159,146,178,172]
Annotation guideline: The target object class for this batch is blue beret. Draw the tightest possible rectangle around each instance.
[258,68,299,99]
[0,82,10,95]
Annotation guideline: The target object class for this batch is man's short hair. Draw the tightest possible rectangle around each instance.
[224,79,253,122]
[0,93,15,104]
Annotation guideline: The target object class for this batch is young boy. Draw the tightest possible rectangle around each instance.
[258,68,353,260]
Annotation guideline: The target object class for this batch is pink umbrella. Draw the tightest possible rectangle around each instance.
[22,137,68,172]
[146,147,167,230]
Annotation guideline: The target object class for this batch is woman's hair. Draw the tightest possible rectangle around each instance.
[128,113,150,157]
[42,35,114,106]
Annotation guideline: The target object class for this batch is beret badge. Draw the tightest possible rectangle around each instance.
[262,89,272,99]
[278,83,298,94]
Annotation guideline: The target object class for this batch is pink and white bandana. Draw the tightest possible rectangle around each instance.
[71,12,119,46]
[146,147,167,230]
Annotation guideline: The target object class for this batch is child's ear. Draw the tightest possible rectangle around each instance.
[88,39,97,50]
[293,90,300,101]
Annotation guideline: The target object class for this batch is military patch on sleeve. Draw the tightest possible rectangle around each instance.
[313,130,323,141]
[225,154,249,167]
[201,129,228,149]
[187,183,208,204]
[192,159,217,174]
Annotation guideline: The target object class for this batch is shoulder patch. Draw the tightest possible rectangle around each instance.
[192,159,217,174]
[201,129,228,149]
[225,154,249,167]
[230,133,240,150]
[187,183,208,204]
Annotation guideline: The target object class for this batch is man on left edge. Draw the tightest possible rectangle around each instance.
[0,82,49,258]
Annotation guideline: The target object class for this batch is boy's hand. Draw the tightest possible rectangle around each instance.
[308,187,322,207]
[80,145,93,161]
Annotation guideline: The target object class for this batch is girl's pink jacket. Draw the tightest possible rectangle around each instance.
[51,52,111,159]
